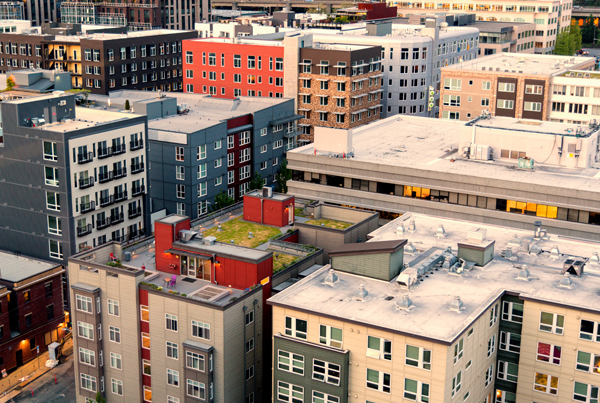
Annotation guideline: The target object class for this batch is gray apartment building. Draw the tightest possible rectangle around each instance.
[0,92,150,263]
[88,90,301,219]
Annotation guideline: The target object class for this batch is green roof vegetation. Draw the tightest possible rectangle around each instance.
[271,251,300,274]
[202,217,281,248]
[304,218,353,230]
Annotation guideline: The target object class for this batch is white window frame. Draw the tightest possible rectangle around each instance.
[76,295,93,313]
[277,381,303,403]
[452,371,462,397]
[80,373,97,392]
[285,316,307,339]
[367,336,392,361]
[574,382,600,402]
[79,347,96,367]
[502,301,524,323]
[110,352,122,370]
[540,312,564,334]
[176,166,185,180]
[314,359,341,386]
[489,304,498,327]
[536,342,561,365]
[192,320,210,340]
[484,364,494,387]
[167,341,179,359]
[534,372,558,395]
[186,351,205,371]
[487,334,496,357]
[186,379,205,399]
[454,338,464,364]
[497,361,518,383]
[278,350,304,375]
[109,326,121,343]
[167,368,180,387]
[319,325,342,349]
[197,145,206,160]
[166,313,178,332]
[405,344,431,369]
[107,299,119,316]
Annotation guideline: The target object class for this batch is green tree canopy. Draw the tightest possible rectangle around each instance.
[210,191,235,212]
[248,172,264,191]
[275,160,292,194]
[555,31,576,55]
[570,22,583,51]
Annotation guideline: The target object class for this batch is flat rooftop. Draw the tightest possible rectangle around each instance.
[472,21,535,32]
[41,106,139,132]
[443,52,595,76]
[269,212,600,343]
[52,29,191,42]
[290,115,600,193]
[0,251,60,283]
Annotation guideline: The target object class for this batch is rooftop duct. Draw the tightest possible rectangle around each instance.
[179,230,198,243]
[562,259,584,277]
[404,242,417,255]
[324,269,339,286]
[436,224,446,239]
[355,284,368,301]
[203,236,217,246]
[516,265,531,281]
[550,245,560,260]
[396,295,413,311]
[559,272,573,289]
[449,296,464,313]
[408,219,416,233]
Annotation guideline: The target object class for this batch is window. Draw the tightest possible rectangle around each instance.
[537,342,561,365]
[502,301,523,323]
[167,369,179,387]
[312,391,340,403]
[484,364,494,387]
[176,184,185,199]
[403,378,429,401]
[497,361,518,383]
[525,84,543,95]
[576,350,600,373]
[481,98,490,106]
[443,95,461,106]
[80,374,97,392]
[490,304,499,326]
[540,312,564,334]
[454,338,464,364]
[406,345,431,369]
[285,317,307,339]
[500,331,521,353]
[497,100,514,109]
[168,396,179,403]
[43,141,58,161]
[110,352,122,370]
[245,365,254,380]
[580,319,600,341]
[108,300,119,316]
[76,295,93,313]
[245,338,254,353]
[367,336,392,361]
[109,326,120,343]
[524,102,542,112]
[274,140,283,149]
[319,325,342,348]
[186,351,205,371]
[185,51,193,64]
[498,82,515,92]
[79,348,96,366]
[177,203,185,216]
[574,382,600,402]
[277,381,303,403]
[110,378,123,396]
[77,322,94,340]
[141,306,149,322]
[192,320,210,340]
[45,167,59,186]
[278,350,304,375]
[313,359,340,386]
[166,314,178,331]
[49,239,63,259]
[245,310,254,325]
[175,166,185,181]
[176,147,184,161]
[482,81,491,90]
[276,57,283,71]
[443,78,461,90]
[452,371,462,397]
[534,372,558,395]
[167,341,178,359]
[197,145,207,160]
[187,379,205,399]
[442,111,460,120]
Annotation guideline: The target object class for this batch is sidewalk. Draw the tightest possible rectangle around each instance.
[0,338,73,401]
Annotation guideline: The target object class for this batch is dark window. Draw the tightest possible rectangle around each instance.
[29,337,35,351]
[352,179,369,191]
[0,326,3,338]
[45,283,53,298]
[326,175,345,188]
[25,314,32,327]
[47,305,54,320]
[376,182,395,195]
[496,199,507,211]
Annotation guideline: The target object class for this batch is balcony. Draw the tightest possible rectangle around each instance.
[80,201,95,213]
[131,162,144,174]
[79,176,95,189]
[128,206,142,219]
[98,171,113,183]
[127,228,145,242]
[112,143,126,156]
[114,190,128,202]
[111,212,124,225]
[132,185,145,196]
[113,167,127,179]
[77,223,92,237]
[112,233,125,243]
[77,151,94,164]
[100,195,114,207]
[98,147,112,159]
[96,217,111,230]
[130,139,144,151]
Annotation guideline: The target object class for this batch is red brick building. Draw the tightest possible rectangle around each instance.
[183,39,285,99]
[0,252,67,372]
[243,189,295,228]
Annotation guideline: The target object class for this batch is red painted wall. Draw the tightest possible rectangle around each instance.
[182,40,285,99]
[243,196,263,224]
[155,218,190,275]
[243,195,295,227]
[359,2,398,19]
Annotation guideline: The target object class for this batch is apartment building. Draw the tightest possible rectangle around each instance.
[69,213,270,402]
[286,114,600,242]
[394,0,573,54]
[473,21,537,55]
[0,23,198,94]
[548,70,600,125]
[0,3,23,20]
[0,93,150,263]
[0,252,67,373]
[439,53,595,121]
[269,211,600,403]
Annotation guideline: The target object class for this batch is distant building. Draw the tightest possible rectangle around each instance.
[0,69,72,92]
[473,21,537,55]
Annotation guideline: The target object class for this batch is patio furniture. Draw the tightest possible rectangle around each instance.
[169,275,177,289]
[163,277,171,288]
[109,252,117,262]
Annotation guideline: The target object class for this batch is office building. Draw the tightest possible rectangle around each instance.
[0,251,67,373]
[0,23,197,94]
[0,93,150,263]
[439,53,595,121]
[286,114,600,241]
[394,0,573,54]
[269,210,600,403]
[473,21,537,55]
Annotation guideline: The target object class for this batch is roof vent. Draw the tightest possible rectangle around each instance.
[508,234,521,246]
[396,224,406,235]
[179,230,198,243]
[203,236,217,246]
[396,295,414,311]
[550,245,560,260]
[436,224,446,238]
[449,296,465,313]
[516,265,530,281]
[355,284,369,301]
[397,268,417,290]
[408,219,416,233]
[591,252,600,265]
[559,272,573,289]
[404,242,417,255]
[467,228,486,245]
[324,269,339,286]
[442,253,458,270]
[217,224,223,232]
[562,258,584,277]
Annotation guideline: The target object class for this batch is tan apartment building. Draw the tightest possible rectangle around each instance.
[297,43,382,143]
[473,21,537,55]
[268,211,600,403]
[439,53,595,121]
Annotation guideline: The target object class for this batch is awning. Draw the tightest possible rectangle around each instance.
[227,124,252,134]
[351,109,368,114]
[165,248,212,260]
[299,93,311,96]
[270,114,304,126]
[353,62,369,68]
[317,94,328,97]
[316,63,329,67]
[333,64,347,68]
[298,62,311,66]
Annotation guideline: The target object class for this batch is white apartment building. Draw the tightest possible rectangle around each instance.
[550,71,600,125]
[394,0,573,54]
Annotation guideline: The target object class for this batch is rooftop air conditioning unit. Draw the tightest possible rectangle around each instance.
[262,186,273,198]
[58,100,66,106]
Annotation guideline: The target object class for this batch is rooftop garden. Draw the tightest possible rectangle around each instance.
[304,218,354,230]
[202,217,281,248]
[271,251,300,274]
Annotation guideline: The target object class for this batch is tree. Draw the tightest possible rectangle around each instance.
[275,160,292,194]
[248,172,264,191]
[5,76,15,91]
[67,89,91,105]
[581,14,596,44]
[570,22,583,51]
[125,99,130,110]
[555,31,576,55]
[210,191,235,212]
[95,392,106,403]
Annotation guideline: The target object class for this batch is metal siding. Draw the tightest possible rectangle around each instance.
[331,252,391,281]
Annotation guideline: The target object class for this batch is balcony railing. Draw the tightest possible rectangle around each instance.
[98,171,113,183]
[127,228,145,242]
[77,151,94,164]
[112,143,126,156]
[80,201,95,213]
[130,139,144,151]
[100,195,114,207]
[113,167,127,179]
[132,185,145,196]
[131,162,144,174]
[128,206,142,219]
[98,147,112,159]
[96,217,111,230]
[79,176,95,189]
[112,233,125,243]
[111,212,124,225]
[77,223,92,237]
[114,191,128,202]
